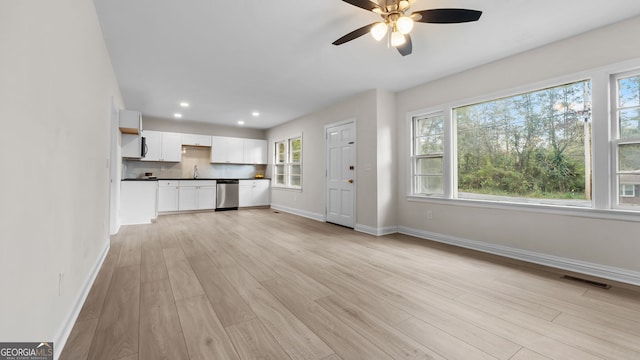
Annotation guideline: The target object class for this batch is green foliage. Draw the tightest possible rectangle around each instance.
[455,81,590,200]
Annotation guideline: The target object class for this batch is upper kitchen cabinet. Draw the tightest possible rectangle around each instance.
[119,110,142,135]
[211,136,244,163]
[211,136,267,164]
[141,130,182,162]
[243,139,268,164]
[181,133,212,147]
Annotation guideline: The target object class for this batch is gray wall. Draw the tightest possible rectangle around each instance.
[0,0,124,351]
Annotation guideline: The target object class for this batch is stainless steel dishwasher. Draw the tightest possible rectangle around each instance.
[216,179,239,210]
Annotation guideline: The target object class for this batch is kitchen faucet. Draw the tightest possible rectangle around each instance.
[193,165,199,179]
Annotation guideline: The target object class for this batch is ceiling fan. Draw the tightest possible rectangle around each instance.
[332,0,482,56]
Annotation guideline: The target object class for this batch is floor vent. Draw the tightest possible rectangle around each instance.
[563,275,611,289]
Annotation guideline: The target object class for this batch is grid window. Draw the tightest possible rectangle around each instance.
[412,113,444,195]
[614,74,640,208]
[273,136,302,189]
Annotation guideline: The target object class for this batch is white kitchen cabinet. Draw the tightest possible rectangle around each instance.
[120,181,158,225]
[252,180,270,206]
[211,136,244,163]
[238,179,270,207]
[243,139,268,164]
[178,180,216,210]
[157,180,179,212]
[238,181,253,207]
[198,184,217,209]
[182,133,212,147]
[178,182,198,211]
[141,130,182,162]
[119,109,142,135]
[161,133,182,161]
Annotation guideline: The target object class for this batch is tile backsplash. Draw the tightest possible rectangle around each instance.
[123,146,266,179]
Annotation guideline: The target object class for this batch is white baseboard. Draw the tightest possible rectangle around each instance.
[355,224,398,236]
[270,204,325,222]
[398,226,640,287]
[53,240,110,360]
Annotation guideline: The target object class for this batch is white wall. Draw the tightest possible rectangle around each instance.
[395,16,640,281]
[376,90,397,230]
[0,0,124,352]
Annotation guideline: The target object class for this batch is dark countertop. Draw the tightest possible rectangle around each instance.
[122,178,270,181]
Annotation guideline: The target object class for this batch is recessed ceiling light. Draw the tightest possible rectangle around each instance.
[180,102,189,107]
[237,120,245,125]
[174,113,182,118]
[251,111,260,117]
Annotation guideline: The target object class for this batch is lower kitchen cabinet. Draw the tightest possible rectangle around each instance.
[238,182,253,207]
[239,180,270,207]
[178,180,216,211]
[120,181,158,225]
[158,180,179,212]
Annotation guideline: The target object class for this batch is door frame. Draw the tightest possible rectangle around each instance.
[324,118,356,227]
[109,97,120,235]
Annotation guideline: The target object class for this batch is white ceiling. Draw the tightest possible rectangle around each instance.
[94,0,640,129]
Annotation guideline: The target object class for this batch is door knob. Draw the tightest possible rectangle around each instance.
[348,179,353,184]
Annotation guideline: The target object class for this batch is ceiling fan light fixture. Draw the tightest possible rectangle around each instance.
[390,31,406,47]
[371,22,388,41]
[399,1,410,10]
[396,16,414,34]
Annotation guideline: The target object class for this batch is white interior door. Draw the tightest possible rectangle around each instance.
[326,122,355,227]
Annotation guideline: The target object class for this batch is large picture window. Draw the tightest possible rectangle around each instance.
[274,136,302,189]
[454,80,592,205]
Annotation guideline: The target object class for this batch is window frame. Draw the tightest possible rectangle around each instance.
[407,62,640,220]
[288,136,302,189]
[411,111,446,197]
[611,70,640,209]
[273,135,302,190]
[453,79,593,206]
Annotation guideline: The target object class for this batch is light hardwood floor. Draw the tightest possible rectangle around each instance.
[60,209,640,360]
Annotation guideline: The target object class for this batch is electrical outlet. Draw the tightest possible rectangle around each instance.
[427,210,433,220]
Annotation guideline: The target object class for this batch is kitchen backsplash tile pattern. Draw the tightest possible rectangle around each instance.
[123,146,266,179]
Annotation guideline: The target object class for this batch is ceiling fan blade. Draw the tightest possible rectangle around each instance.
[332,23,377,45]
[341,0,381,12]
[397,34,412,56]
[412,8,482,24]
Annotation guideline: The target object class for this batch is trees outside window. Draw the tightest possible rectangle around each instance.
[454,80,592,204]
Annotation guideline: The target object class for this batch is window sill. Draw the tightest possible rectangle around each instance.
[407,195,640,223]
